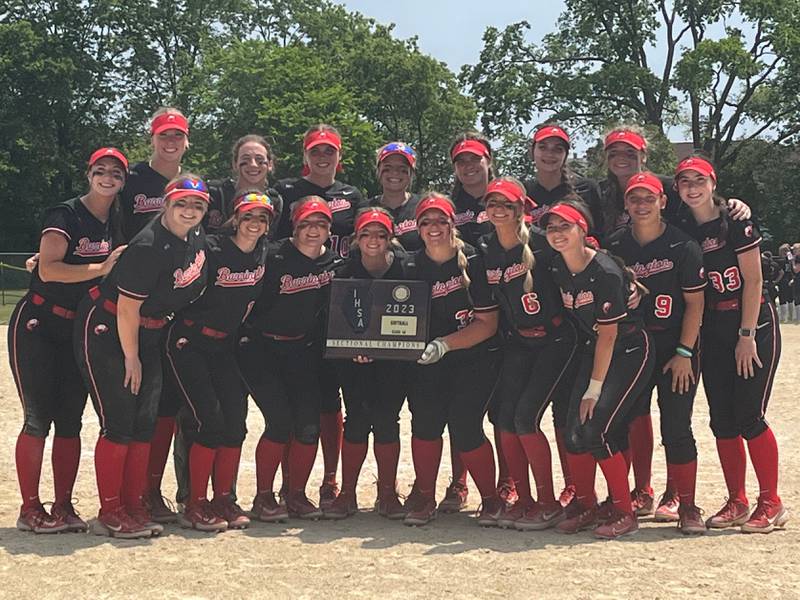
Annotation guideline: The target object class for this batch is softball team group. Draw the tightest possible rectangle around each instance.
[8,108,788,542]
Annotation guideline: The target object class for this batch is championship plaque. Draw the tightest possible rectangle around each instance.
[324,279,430,360]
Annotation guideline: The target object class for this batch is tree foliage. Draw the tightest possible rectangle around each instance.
[461,0,800,167]
[0,0,475,249]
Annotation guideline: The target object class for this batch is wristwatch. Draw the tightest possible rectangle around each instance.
[738,327,756,338]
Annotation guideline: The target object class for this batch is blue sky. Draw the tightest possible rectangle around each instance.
[336,1,565,71]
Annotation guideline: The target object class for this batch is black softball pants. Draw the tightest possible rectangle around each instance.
[164,321,248,449]
[495,321,579,436]
[337,359,409,444]
[701,303,781,440]
[73,297,163,444]
[565,330,655,460]
[407,348,497,453]
[237,329,323,445]
[625,328,700,464]
[8,296,86,438]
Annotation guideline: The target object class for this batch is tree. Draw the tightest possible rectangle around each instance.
[461,0,800,168]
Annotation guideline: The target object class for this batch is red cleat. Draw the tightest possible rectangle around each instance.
[653,491,680,523]
[594,509,639,540]
[438,480,469,513]
[17,504,69,534]
[251,492,288,523]
[741,500,789,534]
[51,501,88,533]
[706,498,749,529]
[515,501,565,531]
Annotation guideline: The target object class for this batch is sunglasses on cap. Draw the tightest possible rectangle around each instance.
[379,142,417,166]
[235,192,276,214]
[164,177,210,203]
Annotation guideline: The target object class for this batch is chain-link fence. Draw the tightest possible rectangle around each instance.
[1,252,33,307]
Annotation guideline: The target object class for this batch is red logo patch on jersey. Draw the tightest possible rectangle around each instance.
[26,318,39,331]
[744,225,754,238]
[395,219,417,235]
[215,264,265,288]
[476,210,490,224]
[132,194,165,214]
[431,276,465,299]
[279,270,335,294]
[699,266,705,279]
[486,268,502,285]
[173,250,206,289]
[328,198,351,213]
[602,301,612,314]
[74,237,111,258]
[93,323,108,335]
[175,337,189,349]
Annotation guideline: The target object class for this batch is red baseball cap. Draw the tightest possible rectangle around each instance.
[304,129,342,151]
[415,195,456,221]
[88,147,128,171]
[451,139,491,162]
[355,209,394,235]
[151,113,189,136]
[604,129,647,151]
[292,198,333,227]
[163,177,210,203]
[675,156,717,182]
[234,192,276,216]
[378,142,417,169]
[540,204,589,234]
[533,125,570,145]
[485,179,536,207]
[625,172,664,196]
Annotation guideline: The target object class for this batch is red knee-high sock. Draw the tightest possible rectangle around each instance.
[279,435,291,492]
[16,433,45,510]
[715,436,748,504]
[411,437,443,498]
[670,460,697,507]
[566,451,598,509]
[598,452,633,515]
[52,436,81,505]
[554,427,572,487]
[122,441,151,510]
[212,446,241,499]
[621,446,632,473]
[255,437,285,494]
[461,441,498,499]
[147,416,175,493]
[519,431,556,504]
[746,428,780,504]
[95,436,128,513]
[288,439,319,494]
[341,440,368,495]
[449,441,468,487]
[499,431,533,504]
[319,411,343,485]
[493,425,510,482]
[374,441,400,494]
[628,414,654,493]
[188,443,216,505]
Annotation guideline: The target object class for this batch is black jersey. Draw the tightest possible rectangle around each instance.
[120,162,169,240]
[340,246,412,280]
[607,224,706,330]
[550,250,643,340]
[412,244,498,343]
[100,217,207,319]
[177,234,268,334]
[479,226,564,341]
[453,188,493,247]
[29,197,122,310]
[273,177,365,257]
[525,177,603,226]
[368,194,423,252]
[205,178,284,237]
[246,238,341,340]
[682,216,762,305]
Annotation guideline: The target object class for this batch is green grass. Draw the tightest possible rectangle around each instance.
[0,290,25,324]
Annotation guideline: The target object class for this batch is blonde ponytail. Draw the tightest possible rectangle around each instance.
[517,223,535,293]
[452,230,471,289]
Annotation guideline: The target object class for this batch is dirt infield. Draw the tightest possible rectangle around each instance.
[1,325,799,600]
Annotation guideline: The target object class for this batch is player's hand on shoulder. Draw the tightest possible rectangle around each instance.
[102,245,128,275]
[727,198,751,221]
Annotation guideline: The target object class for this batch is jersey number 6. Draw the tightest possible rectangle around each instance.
[521,292,541,315]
